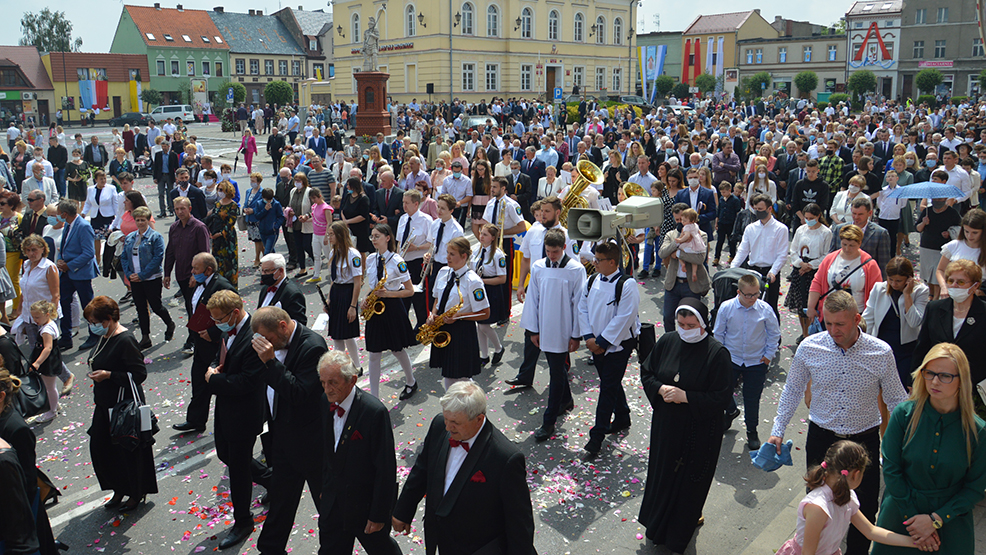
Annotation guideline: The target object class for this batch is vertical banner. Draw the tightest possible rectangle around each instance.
[191,79,209,116]
[95,80,109,110]
[706,37,714,79]
[716,36,725,96]
[694,39,702,81]
[129,80,139,114]
[682,39,691,85]
[638,46,649,98]
[135,80,144,112]
[649,45,667,104]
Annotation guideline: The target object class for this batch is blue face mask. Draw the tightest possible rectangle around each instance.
[192,272,207,283]
[47,216,59,226]
[89,322,108,336]
[216,320,234,333]
[453,172,462,179]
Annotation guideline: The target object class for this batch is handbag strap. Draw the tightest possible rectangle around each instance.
[126,372,144,405]
[820,255,875,301]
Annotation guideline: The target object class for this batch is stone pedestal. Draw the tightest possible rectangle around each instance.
[354,71,391,137]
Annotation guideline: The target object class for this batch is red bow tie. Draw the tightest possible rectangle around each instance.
[449,438,470,452]
[267,285,278,293]
[227,327,236,337]
[329,403,346,417]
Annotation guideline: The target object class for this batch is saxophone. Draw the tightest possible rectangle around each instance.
[416,283,463,348]
[360,264,387,321]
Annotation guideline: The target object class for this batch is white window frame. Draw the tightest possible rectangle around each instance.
[828,45,837,61]
[521,7,533,39]
[235,59,245,75]
[156,59,166,75]
[746,49,754,64]
[779,47,787,63]
[934,39,946,58]
[461,2,475,35]
[309,38,317,50]
[614,18,623,46]
[974,38,984,58]
[612,67,622,92]
[573,66,584,88]
[803,46,812,62]
[202,61,210,76]
[756,48,763,63]
[485,63,498,91]
[487,4,499,37]
[406,5,416,37]
[914,8,926,24]
[937,7,948,23]
[548,10,559,41]
[462,62,475,91]
[293,61,301,76]
[913,40,924,58]
[520,64,532,91]
[595,66,605,90]
[595,16,606,45]
[574,13,584,42]
[352,67,359,94]
[265,60,274,75]
[250,59,259,75]
[352,13,360,45]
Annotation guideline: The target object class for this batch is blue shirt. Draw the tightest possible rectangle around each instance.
[287,115,300,133]
[712,297,780,366]
[535,147,558,169]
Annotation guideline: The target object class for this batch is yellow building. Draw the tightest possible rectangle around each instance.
[42,52,151,123]
[681,10,777,85]
[332,0,638,103]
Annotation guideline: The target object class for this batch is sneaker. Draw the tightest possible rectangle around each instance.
[305,277,322,284]
[296,270,310,279]
[181,345,195,357]
[637,270,650,279]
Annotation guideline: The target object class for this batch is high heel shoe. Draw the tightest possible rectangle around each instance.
[53,540,69,551]
[118,495,147,512]
[103,493,125,509]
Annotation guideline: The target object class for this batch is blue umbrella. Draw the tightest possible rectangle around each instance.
[886,181,963,200]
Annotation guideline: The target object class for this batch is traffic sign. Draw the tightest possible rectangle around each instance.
[226,87,234,103]
[553,87,563,101]
[688,87,699,94]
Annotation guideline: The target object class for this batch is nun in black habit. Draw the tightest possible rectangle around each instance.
[638,298,732,554]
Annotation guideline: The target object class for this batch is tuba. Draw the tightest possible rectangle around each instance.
[360,264,388,320]
[560,160,603,228]
[619,181,649,269]
[416,283,463,348]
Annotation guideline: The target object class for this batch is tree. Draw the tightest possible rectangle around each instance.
[749,71,772,95]
[830,18,847,34]
[654,75,675,98]
[19,9,82,52]
[847,70,877,106]
[264,81,294,107]
[214,81,246,110]
[140,89,162,109]
[694,72,717,95]
[176,80,191,105]
[794,71,818,98]
[671,82,690,99]
[915,68,944,95]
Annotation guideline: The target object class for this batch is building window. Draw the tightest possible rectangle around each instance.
[520,64,532,91]
[614,18,623,46]
[293,61,301,76]
[778,47,787,63]
[521,8,532,39]
[186,61,195,76]
[264,60,273,75]
[612,68,622,92]
[756,48,763,63]
[914,8,926,24]
[595,16,605,44]
[746,49,753,64]
[406,5,416,37]
[164,34,174,41]
[462,63,475,90]
[828,45,837,61]
[182,34,191,42]
[236,59,245,74]
[202,61,210,76]
[352,14,360,45]
[574,13,584,42]
[974,38,984,57]
[913,41,924,58]
[485,63,498,91]
[156,60,166,75]
[487,5,499,37]
[884,42,895,58]
[250,59,259,75]
[937,7,948,23]
[935,39,946,58]
[548,10,559,40]
[803,46,812,62]
[171,60,180,75]
[280,60,288,75]
[313,63,325,79]
[595,67,605,90]
[573,66,584,88]
[215,62,223,77]
[461,3,474,34]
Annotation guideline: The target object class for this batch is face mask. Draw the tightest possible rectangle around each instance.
[216,320,235,333]
[511,169,519,177]
[192,272,207,283]
[72,155,80,161]
[34,155,42,161]
[221,174,231,181]
[89,322,108,336]
[203,179,214,187]
[906,158,915,167]
[686,178,699,188]
[178,180,189,189]
[758,172,766,179]
[251,181,260,188]
[699,148,707,155]
[47,216,59,226]
[260,273,276,286]
[797,160,807,168]
[948,286,973,303]
[678,327,705,343]
[363,154,370,160]
[826,150,834,156]
[755,209,769,220]
[927,160,937,168]
[932,200,947,210]
[848,185,861,194]
[217,191,226,200]
[805,218,817,227]
[295,181,304,188]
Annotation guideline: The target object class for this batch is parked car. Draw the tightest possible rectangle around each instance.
[563,94,600,105]
[461,115,498,134]
[613,95,656,112]
[108,112,153,127]
[664,104,697,118]
[149,104,195,122]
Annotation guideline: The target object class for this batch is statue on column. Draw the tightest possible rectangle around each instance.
[362,17,380,71]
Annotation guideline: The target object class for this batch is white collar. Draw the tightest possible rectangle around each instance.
[337,385,357,415]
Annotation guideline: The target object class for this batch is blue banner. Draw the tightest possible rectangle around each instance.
[648,45,667,104]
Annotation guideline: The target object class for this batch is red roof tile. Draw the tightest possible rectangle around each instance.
[0,46,54,90]
[125,5,229,50]
[48,53,151,83]
[684,11,757,35]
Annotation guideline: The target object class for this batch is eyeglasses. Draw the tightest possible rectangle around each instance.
[738,291,759,299]
[593,257,615,263]
[210,310,233,324]
[27,197,39,202]
[922,369,956,384]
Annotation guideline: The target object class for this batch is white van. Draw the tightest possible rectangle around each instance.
[150,104,195,122]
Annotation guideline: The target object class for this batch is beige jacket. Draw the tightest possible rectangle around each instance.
[658,229,711,294]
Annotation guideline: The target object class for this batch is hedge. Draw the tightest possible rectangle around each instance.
[916,95,937,108]
[827,93,850,105]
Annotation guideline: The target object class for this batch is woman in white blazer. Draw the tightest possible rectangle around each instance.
[862,256,929,390]
[82,169,120,262]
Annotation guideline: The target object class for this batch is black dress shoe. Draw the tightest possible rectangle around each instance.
[747,431,762,451]
[218,525,254,549]
[504,377,532,387]
[582,437,603,460]
[723,409,740,431]
[79,336,99,350]
[57,339,73,351]
[138,336,152,351]
[479,356,490,366]
[561,399,575,413]
[54,540,69,551]
[165,321,177,341]
[533,425,555,442]
[103,494,125,509]
[399,382,418,401]
[172,422,205,433]
[609,419,631,434]
[496,318,509,326]
[118,495,146,512]
[491,349,505,365]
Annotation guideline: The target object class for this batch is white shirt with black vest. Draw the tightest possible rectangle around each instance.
[578,269,641,354]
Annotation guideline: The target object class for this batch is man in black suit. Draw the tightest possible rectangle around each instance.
[168,168,209,221]
[82,135,108,170]
[393,382,535,555]
[173,253,234,434]
[267,128,287,177]
[519,147,545,185]
[18,190,47,238]
[507,159,534,222]
[133,126,148,158]
[872,129,895,163]
[257,253,307,325]
[482,135,500,166]
[153,140,180,218]
[204,290,270,550]
[578,97,588,124]
[372,171,404,231]
[317,350,402,555]
[252,307,328,555]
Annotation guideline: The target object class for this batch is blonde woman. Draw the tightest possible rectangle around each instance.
[746,161,777,209]
[449,141,469,175]
[431,153,452,193]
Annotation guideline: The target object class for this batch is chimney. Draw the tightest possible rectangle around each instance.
[249,9,255,15]
[298,5,303,10]
[753,8,761,15]
[775,15,782,22]
[154,2,161,8]
[256,9,262,15]
[214,5,223,11]
[176,3,183,11]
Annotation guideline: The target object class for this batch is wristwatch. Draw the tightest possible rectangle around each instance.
[931,513,943,530]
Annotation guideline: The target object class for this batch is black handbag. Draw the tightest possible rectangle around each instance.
[15,371,48,418]
[108,373,158,451]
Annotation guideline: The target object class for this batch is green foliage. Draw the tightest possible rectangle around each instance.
[671,82,690,99]
[794,71,818,97]
[606,105,644,120]
[140,89,162,109]
[214,81,247,110]
[654,75,675,98]
[950,96,969,104]
[749,71,772,94]
[176,81,192,105]
[264,80,294,107]
[830,18,847,34]
[221,108,236,132]
[817,101,829,110]
[694,72,717,94]
[19,8,82,52]
[915,69,944,95]
[828,93,850,105]
[566,104,579,123]
[916,95,937,108]
[979,69,986,91]
[847,70,877,95]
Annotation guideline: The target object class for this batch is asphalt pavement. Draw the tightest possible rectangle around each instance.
[32,121,986,555]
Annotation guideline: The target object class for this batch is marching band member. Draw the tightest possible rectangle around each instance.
[470,223,507,366]
[363,224,418,401]
[428,236,490,390]
[323,221,363,373]
[395,189,433,329]
[481,176,527,323]
[578,240,641,459]
[524,229,587,442]
[422,194,463,297]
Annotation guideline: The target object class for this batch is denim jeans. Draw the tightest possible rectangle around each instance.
[640,230,661,273]
[262,231,279,254]
[727,362,767,432]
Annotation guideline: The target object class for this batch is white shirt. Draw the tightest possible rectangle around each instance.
[444,418,486,494]
[24,159,54,179]
[519,222,579,262]
[427,217,464,264]
[191,273,215,308]
[269,321,298,414]
[333,385,357,451]
[433,266,489,315]
[944,165,973,202]
[521,256,586,353]
[366,251,411,291]
[789,224,833,269]
[481,195,524,238]
[874,185,907,220]
[731,216,790,277]
[396,210,434,262]
[628,171,658,190]
[261,277,287,308]
[327,247,364,284]
[577,270,641,353]
[225,311,250,351]
[470,246,507,278]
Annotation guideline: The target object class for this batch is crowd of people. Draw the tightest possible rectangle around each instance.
[0,89,985,555]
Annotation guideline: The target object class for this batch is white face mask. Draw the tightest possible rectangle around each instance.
[678,327,705,343]
[758,172,766,179]
[688,178,699,188]
[221,173,231,181]
[948,286,973,303]
[203,179,214,187]
[217,191,226,200]
[848,185,861,195]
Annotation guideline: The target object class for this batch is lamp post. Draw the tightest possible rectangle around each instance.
[628,0,636,96]
[449,9,461,104]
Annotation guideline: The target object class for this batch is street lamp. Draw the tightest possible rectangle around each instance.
[418,11,426,27]
[589,24,597,38]
[453,11,461,27]
[336,25,345,38]
[514,16,522,31]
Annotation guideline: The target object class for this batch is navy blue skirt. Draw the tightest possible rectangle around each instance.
[428,319,480,378]
[365,297,415,353]
[328,282,361,340]
[478,283,505,325]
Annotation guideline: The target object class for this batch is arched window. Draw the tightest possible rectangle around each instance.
[461,2,474,35]
[595,16,605,44]
[548,10,559,40]
[351,13,360,45]
[574,13,584,42]
[405,5,416,37]
[521,7,533,39]
[487,5,499,37]
[614,18,623,45]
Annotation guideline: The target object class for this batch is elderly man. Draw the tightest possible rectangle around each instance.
[769,290,907,555]
[393,382,536,555]
[55,200,100,351]
[442,161,473,228]
[164,197,212,355]
[257,253,307,325]
[372,171,404,231]
[24,145,53,179]
[83,135,108,171]
[21,162,59,205]
[398,156,429,192]
[710,141,741,186]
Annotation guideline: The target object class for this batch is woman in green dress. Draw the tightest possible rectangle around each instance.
[210,180,239,287]
[873,342,986,554]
